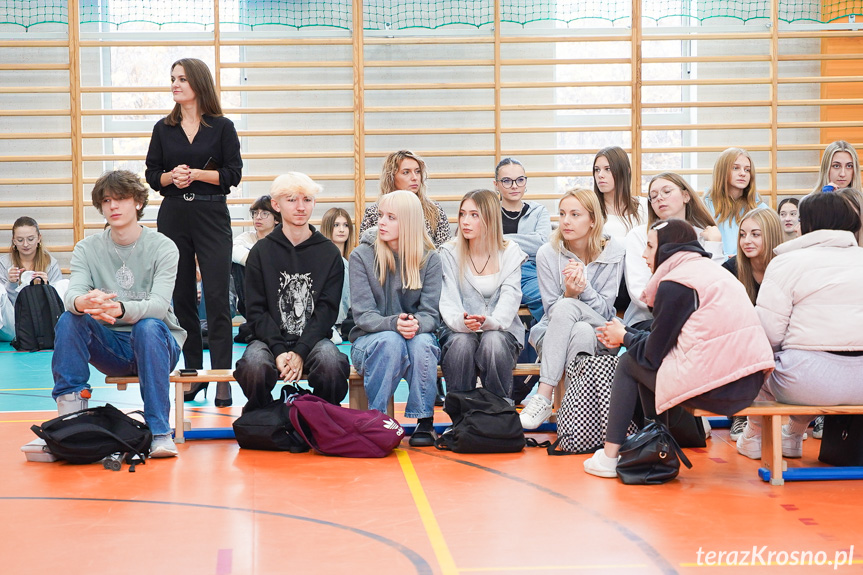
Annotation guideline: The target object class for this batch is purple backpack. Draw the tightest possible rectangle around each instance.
[288,395,404,458]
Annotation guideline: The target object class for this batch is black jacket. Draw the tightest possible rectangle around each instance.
[244,224,344,361]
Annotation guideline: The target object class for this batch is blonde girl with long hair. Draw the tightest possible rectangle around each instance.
[358,150,452,248]
[623,172,724,329]
[349,190,443,446]
[811,141,860,194]
[438,190,527,401]
[704,148,768,256]
[721,206,785,441]
[0,216,64,341]
[519,187,625,429]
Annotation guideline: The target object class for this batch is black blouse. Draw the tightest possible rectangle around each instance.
[145,114,242,197]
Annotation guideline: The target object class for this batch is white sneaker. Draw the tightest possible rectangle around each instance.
[781,425,803,459]
[56,390,91,415]
[729,416,747,441]
[519,394,552,430]
[150,434,178,458]
[583,448,619,478]
[736,424,762,460]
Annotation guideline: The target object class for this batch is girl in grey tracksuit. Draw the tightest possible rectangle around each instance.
[438,190,528,401]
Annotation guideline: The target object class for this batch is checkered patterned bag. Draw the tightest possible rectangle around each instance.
[554,354,636,453]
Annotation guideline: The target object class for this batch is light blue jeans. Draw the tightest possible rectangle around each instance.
[351,331,440,419]
[520,260,544,322]
[51,312,181,435]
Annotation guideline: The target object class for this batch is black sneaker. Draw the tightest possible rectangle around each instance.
[729,416,747,441]
[812,416,824,439]
[409,418,437,447]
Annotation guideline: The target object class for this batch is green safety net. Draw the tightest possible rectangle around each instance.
[1,1,861,30]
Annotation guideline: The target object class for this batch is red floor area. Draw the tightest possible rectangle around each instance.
[3,406,863,575]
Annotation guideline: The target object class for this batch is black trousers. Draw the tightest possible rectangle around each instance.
[157,197,233,370]
[605,353,659,445]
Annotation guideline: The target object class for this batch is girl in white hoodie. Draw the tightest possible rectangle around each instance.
[439,189,527,401]
[520,187,625,429]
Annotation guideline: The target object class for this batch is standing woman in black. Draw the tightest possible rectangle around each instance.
[146,58,243,407]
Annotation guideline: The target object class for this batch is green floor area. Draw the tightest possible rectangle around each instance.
[0,333,411,414]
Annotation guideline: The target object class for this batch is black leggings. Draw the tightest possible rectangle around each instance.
[605,353,659,445]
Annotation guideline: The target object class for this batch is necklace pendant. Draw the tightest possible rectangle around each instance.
[115,264,135,290]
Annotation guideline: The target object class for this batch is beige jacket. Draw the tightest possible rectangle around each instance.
[756,230,863,352]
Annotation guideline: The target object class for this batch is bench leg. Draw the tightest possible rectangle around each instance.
[349,381,395,418]
[761,415,785,486]
[174,381,186,444]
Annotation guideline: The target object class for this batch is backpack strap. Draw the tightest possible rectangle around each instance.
[525,436,600,456]
[36,422,149,465]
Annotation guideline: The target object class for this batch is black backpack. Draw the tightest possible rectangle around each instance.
[435,388,525,453]
[12,277,64,352]
[30,404,152,466]
[232,385,310,452]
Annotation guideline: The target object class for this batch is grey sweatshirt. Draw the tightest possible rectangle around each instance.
[504,200,551,263]
[348,228,442,342]
[438,239,527,343]
[529,235,625,347]
[65,226,186,346]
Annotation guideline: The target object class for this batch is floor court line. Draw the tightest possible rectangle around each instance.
[396,448,459,575]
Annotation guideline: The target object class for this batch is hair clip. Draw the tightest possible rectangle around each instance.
[653,221,669,230]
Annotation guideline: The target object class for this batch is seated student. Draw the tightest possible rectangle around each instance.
[722,207,784,440]
[233,173,350,413]
[320,207,355,341]
[439,189,527,401]
[231,195,279,317]
[359,150,452,248]
[520,187,624,429]
[0,217,63,341]
[624,172,724,329]
[737,192,863,460]
[492,158,550,322]
[703,148,767,256]
[585,219,773,478]
[593,146,646,240]
[349,190,443,446]
[777,198,800,241]
[51,170,185,458]
[810,140,860,194]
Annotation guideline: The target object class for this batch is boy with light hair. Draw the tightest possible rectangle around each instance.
[234,172,349,411]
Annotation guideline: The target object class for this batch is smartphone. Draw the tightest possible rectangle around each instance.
[178,368,198,376]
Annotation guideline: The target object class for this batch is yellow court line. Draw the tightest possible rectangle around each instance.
[395,448,459,575]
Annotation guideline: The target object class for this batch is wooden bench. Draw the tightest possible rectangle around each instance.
[690,402,863,485]
[107,363,544,442]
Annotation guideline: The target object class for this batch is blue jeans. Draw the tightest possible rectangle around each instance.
[51,312,181,435]
[521,260,544,322]
[351,331,440,419]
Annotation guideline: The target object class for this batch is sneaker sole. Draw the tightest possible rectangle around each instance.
[150,448,178,458]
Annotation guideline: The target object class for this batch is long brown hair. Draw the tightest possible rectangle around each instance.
[707,147,759,225]
[593,146,641,230]
[736,207,783,304]
[647,172,717,230]
[454,189,508,281]
[165,58,223,128]
[379,150,440,234]
[321,207,355,258]
[10,216,52,272]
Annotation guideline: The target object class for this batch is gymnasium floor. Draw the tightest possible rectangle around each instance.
[2,338,862,575]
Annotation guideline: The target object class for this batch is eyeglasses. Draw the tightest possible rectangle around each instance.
[13,236,38,246]
[497,176,527,188]
[648,186,678,204]
[251,210,274,220]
